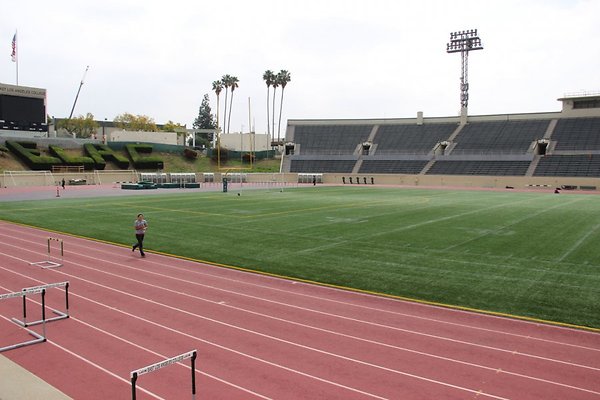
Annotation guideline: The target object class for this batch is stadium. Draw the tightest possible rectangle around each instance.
[1,27,600,400]
[283,91,600,188]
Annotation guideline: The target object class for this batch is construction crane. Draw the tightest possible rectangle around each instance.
[68,65,90,119]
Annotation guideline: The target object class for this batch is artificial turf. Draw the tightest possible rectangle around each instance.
[1,185,599,329]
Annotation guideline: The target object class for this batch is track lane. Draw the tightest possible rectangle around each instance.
[1,222,600,399]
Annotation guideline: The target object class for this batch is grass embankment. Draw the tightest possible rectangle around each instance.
[0,149,281,173]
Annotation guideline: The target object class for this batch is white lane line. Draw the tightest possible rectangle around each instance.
[2,235,600,374]
[6,261,599,396]
[0,274,390,400]
[0,283,273,400]
[3,234,600,395]
[7,224,599,354]
[0,314,165,400]
[1,262,505,400]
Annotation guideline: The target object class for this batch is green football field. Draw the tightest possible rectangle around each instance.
[2,185,600,329]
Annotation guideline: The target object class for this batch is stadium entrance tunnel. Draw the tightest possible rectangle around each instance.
[536,139,549,155]
[285,142,295,155]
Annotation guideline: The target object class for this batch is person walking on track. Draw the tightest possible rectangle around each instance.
[132,213,148,257]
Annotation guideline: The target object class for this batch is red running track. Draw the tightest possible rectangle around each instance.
[0,221,599,399]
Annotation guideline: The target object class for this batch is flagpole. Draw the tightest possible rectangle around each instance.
[15,29,18,85]
[12,30,18,85]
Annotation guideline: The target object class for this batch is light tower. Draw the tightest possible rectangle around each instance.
[446,29,483,121]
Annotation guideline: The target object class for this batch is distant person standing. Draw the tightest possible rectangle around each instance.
[132,213,148,257]
[61,178,65,189]
[313,175,316,186]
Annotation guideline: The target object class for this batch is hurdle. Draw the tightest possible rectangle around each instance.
[0,289,47,353]
[30,237,64,269]
[12,281,70,328]
[131,350,197,400]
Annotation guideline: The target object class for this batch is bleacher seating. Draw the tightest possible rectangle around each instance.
[534,155,600,177]
[452,120,549,154]
[285,115,600,178]
[359,160,428,174]
[551,118,600,151]
[290,159,356,173]
[427,160,531,176]
[292,125,373,154]
[374,123,456,154]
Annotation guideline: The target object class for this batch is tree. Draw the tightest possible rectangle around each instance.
[221,74,233,134]
[212,80,223,131]
[227,76,239,134]
[162,121,185,132]
[113,113,157,131]
[192,94,217,148]
[276,70,291,142]
[262,70,275,140]
[271,76,279,140]
[57,113,98,138]
[194,94,216,130]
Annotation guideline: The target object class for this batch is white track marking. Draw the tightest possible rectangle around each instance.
[0,284,274,400]
[7,222,599,352]
[2,228,600,397]
[1,264,507,399]
[0,314,165,400]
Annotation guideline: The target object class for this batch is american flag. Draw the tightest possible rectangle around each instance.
[11,32,16,62]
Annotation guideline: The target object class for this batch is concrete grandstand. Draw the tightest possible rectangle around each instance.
[282,93,600,189]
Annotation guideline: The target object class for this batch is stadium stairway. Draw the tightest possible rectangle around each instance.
[420,159,436,174]
[352,159,363,174]
[280,155,292,173]
[525,155,541,176]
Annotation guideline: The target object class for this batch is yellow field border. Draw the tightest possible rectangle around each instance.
[4,220,600,335]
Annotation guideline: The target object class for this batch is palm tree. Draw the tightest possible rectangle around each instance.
[221,74,232,134]
[212,79,224,169]
[271,77,279,141]
[262,70,275,139]
[227,76,239,134]
[212,80,223,131]
[276,70,291,142]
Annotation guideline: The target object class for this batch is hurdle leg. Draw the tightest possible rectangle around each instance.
[65,282,69,317]
[22,294,27,326]
[41,289,47,340]
[131,373,138,400]
[191,351,197,400]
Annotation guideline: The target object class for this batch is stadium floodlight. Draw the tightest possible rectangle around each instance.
[447,29,483,114]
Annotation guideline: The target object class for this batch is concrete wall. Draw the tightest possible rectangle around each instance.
[217,133,272,152]
[0,130,48,139]
[108,130,179,145]
[1,171,137,187]
[2,171,599,191]
[322,173,600,189]
[0,135,101,149]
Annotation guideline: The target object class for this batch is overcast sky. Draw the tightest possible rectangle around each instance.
[1,0,599,135]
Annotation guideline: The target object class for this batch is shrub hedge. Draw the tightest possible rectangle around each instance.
[4,141,166,171]
[49,145,96,170]
[125,144,164,170]
[6,141,62,170]
[84,143,130,169]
